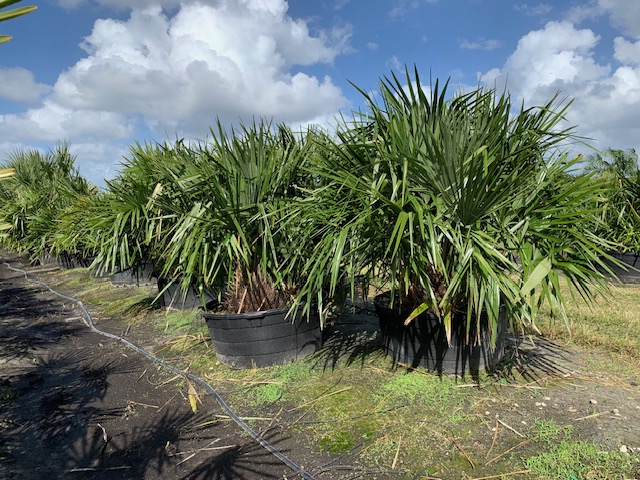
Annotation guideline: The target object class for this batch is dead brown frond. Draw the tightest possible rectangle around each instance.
[224,268,293,313]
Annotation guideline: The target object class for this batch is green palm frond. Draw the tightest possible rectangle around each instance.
[0,143,95,261]
[293,65,611,343]
[0,0,37,44]
[586,148,640,252]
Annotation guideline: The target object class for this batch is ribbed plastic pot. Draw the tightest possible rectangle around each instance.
[158,280,216,311]
[202,308,321,369]
[109,265,155,287]
[603,252,640,285]
[56,253,95,270]
[374,293,507,375]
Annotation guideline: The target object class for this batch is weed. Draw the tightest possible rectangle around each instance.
[162,310,199,334]
[246,360,315,403]
[525,418,633,479]
[100,290,156,318]
[361,434,401,468]
[529,418,572,444]
[525,440,633,479]
[276,360,316,383]
[377,371,467,418]
[318,430,355,453]
[250,383,282,405]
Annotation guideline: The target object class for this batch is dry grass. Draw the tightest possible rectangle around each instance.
[536,282,640,368]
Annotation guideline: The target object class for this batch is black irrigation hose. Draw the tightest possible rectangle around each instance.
[3,262,316,480]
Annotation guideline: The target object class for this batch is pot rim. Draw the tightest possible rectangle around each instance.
[202,305,307,320]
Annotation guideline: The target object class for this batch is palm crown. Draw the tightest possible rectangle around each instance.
[293,67,611,346]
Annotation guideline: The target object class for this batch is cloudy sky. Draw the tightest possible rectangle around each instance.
[1,0,639,186]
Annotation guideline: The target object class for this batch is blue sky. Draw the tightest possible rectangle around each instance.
[1,0,639,187]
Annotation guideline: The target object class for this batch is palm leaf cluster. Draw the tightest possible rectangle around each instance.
[0,67,618,346]
[0,144,96,263]
[86,139,193,278]
[83,120,316,311]
[0,0,37,44]
[586,148,640,252]
[154,121,316,311]
[293,68,612,344]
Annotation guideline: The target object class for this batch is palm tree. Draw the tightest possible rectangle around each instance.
[156,120,315,312]
[586,148,640,252]
[293,66,612,350]
[585,148,638,179]
[0,144,94,262]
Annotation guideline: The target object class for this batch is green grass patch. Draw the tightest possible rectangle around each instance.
[529,418,573,444]
[378,370,467,416]
[318,430,356,453]
[162,310,200,334]
[42,268,158,320]
[250,383,283,405]
[526,441,633,479]
[526,419,633,479]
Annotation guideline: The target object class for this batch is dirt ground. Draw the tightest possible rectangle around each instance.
[0,256,341,480]
[2,254,640,479]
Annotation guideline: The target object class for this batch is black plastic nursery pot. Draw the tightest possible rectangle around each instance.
[56,253,95,270]
[202,308,322,369]
[158,279,217,311]
[110,265,155,287]
[374,293,507,375]
[603,252,640,285]
[37,252,57,266]
[37,252,94,269]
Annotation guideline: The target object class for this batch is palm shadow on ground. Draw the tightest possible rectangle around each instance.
[0,262,301,480]
[313,309,386,371]
[0,282,84,361]
[492,336,582,382]
[313,305,579,388]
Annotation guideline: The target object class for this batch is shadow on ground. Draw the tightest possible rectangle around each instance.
[313,308,386,371]
[493,335,582,383]
[0,260,301,480]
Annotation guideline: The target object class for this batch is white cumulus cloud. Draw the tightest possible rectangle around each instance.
[1,0,351,184]
[567,0,640,38]
[481,22,608,103]
[0,101,134,143]
[614,37,640,65]
[50,1,350,139]
[0,68,50,102]
[480,20,640,153]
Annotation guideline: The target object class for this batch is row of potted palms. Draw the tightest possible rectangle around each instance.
[586,148,640,283]
[0,144,96,266]
[0,68,628,373]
